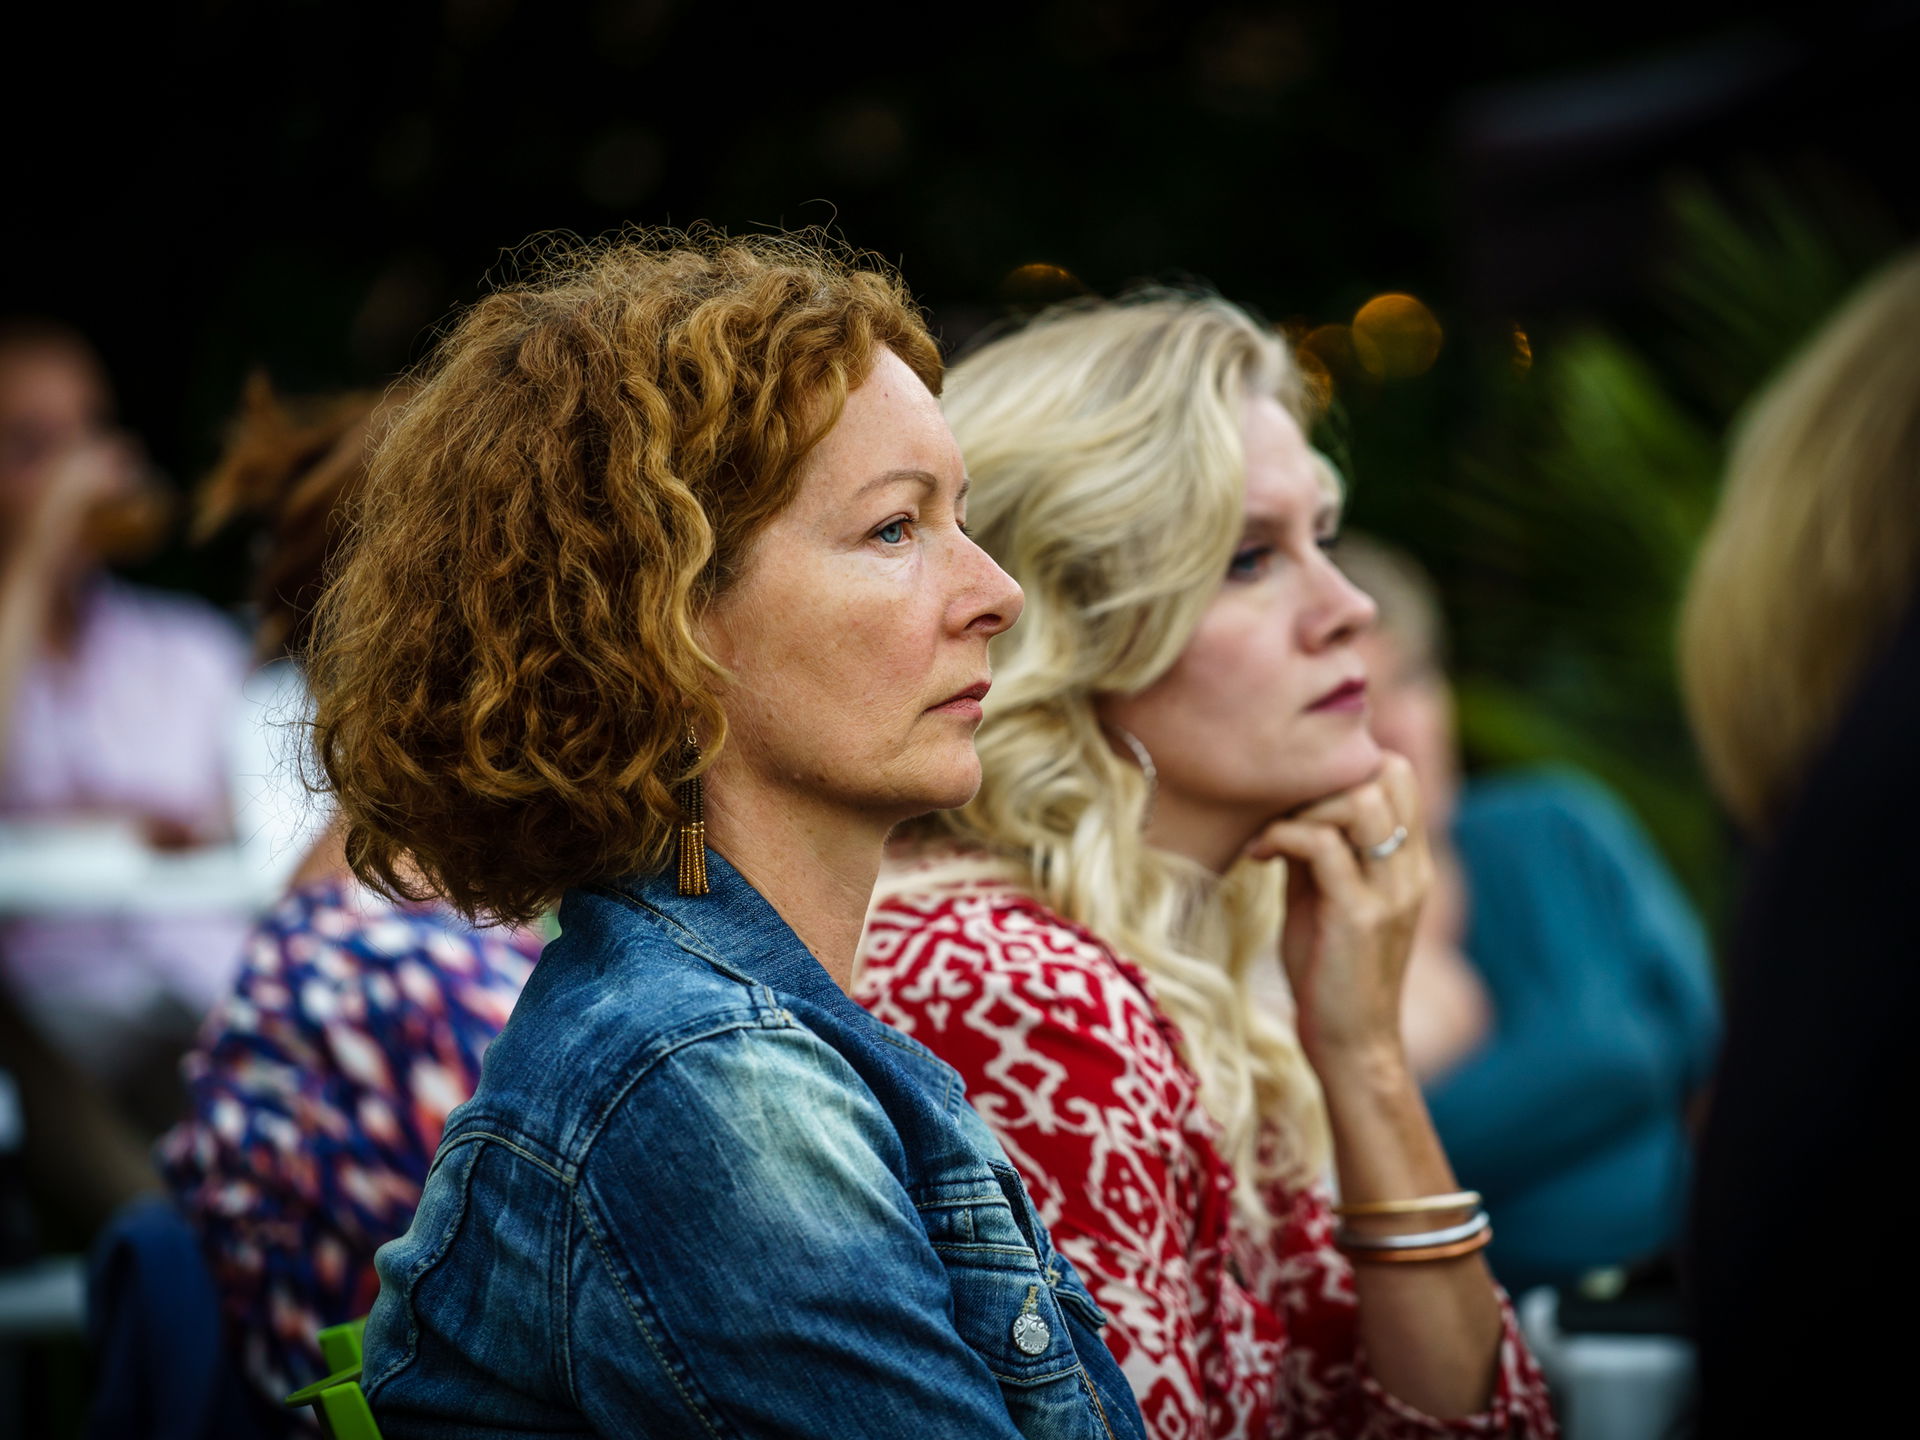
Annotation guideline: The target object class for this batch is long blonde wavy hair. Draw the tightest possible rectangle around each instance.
[895,290,1331,1220]
[1680,249,1920,835]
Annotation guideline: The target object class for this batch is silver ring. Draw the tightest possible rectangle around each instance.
[1361,825,1408,862]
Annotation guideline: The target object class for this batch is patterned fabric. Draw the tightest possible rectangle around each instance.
[859,885,1558,1440]
[157,877,541,1415]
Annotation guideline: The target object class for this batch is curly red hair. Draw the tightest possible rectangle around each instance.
[307,231,941,923]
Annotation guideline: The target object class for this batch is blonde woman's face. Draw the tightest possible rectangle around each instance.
[1102,395,1381,859]
[702,348,1022,827]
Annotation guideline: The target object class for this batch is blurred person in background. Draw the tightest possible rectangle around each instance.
[1338,533,1719,1297]
[1679,249,1920,1438]
[860,292,1556,1439]
[0,320,251,1159]
[148,378,541,1430]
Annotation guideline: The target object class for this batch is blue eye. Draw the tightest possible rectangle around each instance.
[1227,545,1272,580]
[876,520,909,544]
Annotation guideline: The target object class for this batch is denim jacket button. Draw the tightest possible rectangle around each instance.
[1011,1312,1051,1355]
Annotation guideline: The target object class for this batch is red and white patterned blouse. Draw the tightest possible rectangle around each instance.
[858,884,1558,1440]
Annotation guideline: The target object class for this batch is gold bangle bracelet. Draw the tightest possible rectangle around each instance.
[1339,1228,1494,1264]
[1332,1190,1482,1218]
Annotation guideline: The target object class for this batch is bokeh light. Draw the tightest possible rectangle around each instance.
[1351,292,1443,379]
[998,263,1087,305]
[1512,322,1534,378]
[1299,323,1367,389]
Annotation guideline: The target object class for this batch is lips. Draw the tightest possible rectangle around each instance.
[1307,677,1368,712]
[929,680,991,711]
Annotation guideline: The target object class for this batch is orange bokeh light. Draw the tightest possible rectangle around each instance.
[999,263,1086,303]
[1350,293,1442,379]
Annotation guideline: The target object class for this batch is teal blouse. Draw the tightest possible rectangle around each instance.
[1426,769,1720,1293]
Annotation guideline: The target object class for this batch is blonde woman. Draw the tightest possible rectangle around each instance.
[1680,251,1920,1439]
[859,292,1555,1439]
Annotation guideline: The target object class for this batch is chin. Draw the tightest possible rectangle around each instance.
[877,747,983,821]
[1285,731,1385,810]
[921,758,985,815]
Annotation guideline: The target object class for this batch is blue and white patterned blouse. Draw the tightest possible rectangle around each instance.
[158,876,541,1413]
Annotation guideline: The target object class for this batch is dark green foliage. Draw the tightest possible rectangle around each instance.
[1348,174,1898,930]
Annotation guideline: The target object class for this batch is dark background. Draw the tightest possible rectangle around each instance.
[10,2,1913,483]
[8,0,1918,914]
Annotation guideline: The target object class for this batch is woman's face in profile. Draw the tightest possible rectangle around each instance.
[701,347,1023,826]
[1103,394,1381,843]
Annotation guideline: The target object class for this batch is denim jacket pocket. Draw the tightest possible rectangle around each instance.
[917,1175,1090,1388]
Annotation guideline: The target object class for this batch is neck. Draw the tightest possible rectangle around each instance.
[287,819,355,892]
[703,764,890,995]
[1142,792,1266,875]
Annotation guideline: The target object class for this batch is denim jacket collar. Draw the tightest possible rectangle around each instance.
[605,847,857,1018]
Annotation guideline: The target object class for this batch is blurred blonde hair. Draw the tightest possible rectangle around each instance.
[894,291,1330,1220]
[1680,249,1920,835]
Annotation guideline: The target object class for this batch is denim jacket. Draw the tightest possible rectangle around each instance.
[362,852,1145,1440]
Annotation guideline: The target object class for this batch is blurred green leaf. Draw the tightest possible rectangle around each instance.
[1357,169,1901,935]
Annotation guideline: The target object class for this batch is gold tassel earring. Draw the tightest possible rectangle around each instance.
[674,726,710,896]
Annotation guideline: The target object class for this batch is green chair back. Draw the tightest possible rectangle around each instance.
[287,1316,383,1440]
[317,1316,367,1373]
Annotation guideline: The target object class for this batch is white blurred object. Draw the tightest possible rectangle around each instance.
[1519,1286,1696,1440]
[226,657,326,893]
[0,816,279,914]
[0,661,320,916]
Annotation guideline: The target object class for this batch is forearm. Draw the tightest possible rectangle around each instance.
[0,547,55,762]
[1317,1040,1505,1420]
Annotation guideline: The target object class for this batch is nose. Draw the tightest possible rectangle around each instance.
[956,532,1023,639]
[1302,549,1377,652]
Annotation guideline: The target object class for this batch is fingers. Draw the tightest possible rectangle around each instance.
[1243,818,1370,909]
[1289,780,1398,854]
[1375,751,1423,832]
[1288,751,1422,854]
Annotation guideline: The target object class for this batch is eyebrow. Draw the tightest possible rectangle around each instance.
[1243,498,1344,536]
[854,467,970,503]
[855,467,939,498]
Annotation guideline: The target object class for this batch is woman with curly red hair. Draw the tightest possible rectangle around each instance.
[307,233,1145,1440]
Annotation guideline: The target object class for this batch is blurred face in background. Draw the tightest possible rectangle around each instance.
[0,336,113,483]
[1353,622,1458,831]
[0,334,148,571]
[1101,395,1380,862]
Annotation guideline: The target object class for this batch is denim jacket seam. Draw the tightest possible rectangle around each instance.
[556,1193,577,1407]
[870,1027,959,1108]
[565,1011,798,1166]
[440,1129,572,1185]
[1076,1366,1121,1439]
[363,1139,490,1403]
[572,1187,731,1439]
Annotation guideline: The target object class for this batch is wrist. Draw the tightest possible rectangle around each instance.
[1309,1035,1416,1106]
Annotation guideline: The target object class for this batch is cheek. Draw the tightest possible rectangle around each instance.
[1165,607,1300,727]
[1117,612,1282,766]
[1128,606,1376,805]
[720,556,940,743]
